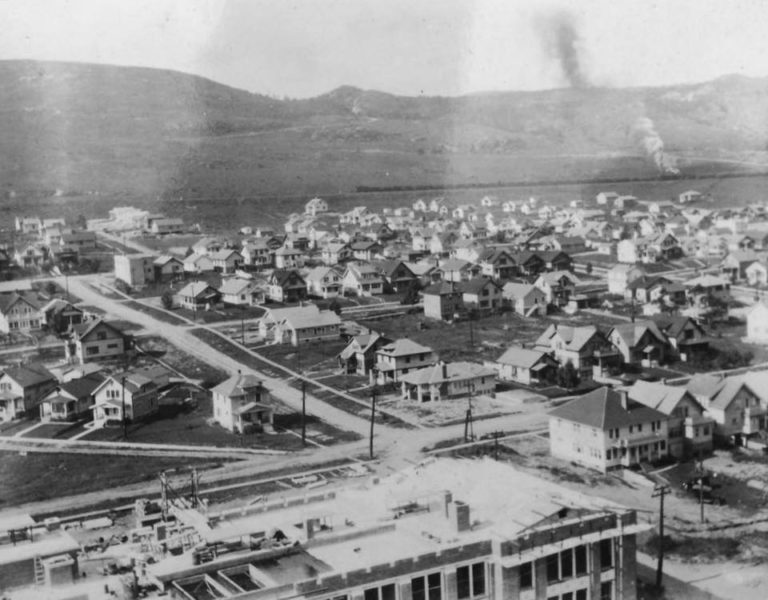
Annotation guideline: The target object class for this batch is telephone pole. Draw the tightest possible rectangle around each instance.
[652,483,670,590]
[301,378,306,446]
[464,384,475,443]
[121,375,127,439]
[369,384,376,459]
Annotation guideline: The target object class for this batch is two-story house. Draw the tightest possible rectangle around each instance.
[259,305,341,346]
[534,324,620,380]
[458,277,503,315]
[91,370,160,427]
[175,281,221,311]
[0,364,57,421]
[422,282,464,321]
[534,271,580,307]
[321,241,352,266]
[0,292,44,333]
[375,260,418,293]
[606,321,670,366]
[477,248,517,281]
[501,282,547,316]
[628,380,713,458]
[266,270,308,303]
[342,263,384,297]
[209,249,243,274]
[212,372,273,434]
[338,332,392,377]
[65,318,126,364]
[686,374,765,444]
[374,338,437,384]
[305,266,344,299]
[241,238,274,269]
[493,346,557,385]
[39,373,104,422]
[549,387,669,472]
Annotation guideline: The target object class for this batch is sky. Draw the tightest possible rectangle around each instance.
[1,0,768,98]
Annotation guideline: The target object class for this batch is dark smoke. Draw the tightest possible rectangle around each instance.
[539,11,589,88]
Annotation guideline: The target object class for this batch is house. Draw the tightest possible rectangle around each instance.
[42,299,84,333]
[458,277,503,314]
[266,269,307,303]
[510,251,546,278]
[400,361,495,402]
[422,281,464,321]
[153,255,184,282]
[191,237,228,256]
[679,190,702,204]
[0,292,44,333]
[720,251,761,282]
[219,277,264,306]
[14,215,42,234]
[349,240,383,262]
[342,262,384,296]
[150,217,185,234]
[652,315,709,361]
[305,265,344,299]
[304,197,329,216]
[534,271,580,306]
[477,248,516,281]
[534,324,620,380]
[683,274,731,301]
[438,258,480,283]
[502,282,547,316]
[209,249,243,274]
[624,275,673,304]
[549,387,669,472]
[38,374,104,421]
[272,246,304,270]
[0,364,57,421]
[60,231,97,250]
[65,318,126,364]
[607,321,670,366]
[412,198,428,212]
[374,338,437,384]
[686,374,765,443]
[374,260,418,293]
[338,331,392,376]
[595,191,620,205]
[746,302,768,344]
[607,264,646,295]
[212,372,273,434]
[114,253,156,287]
[320,241,352,266]
[745,260,768,287]
[241,239,274,269]
[14,244,46,268]
[617,233,682,264]
[91,370,160,427]
[259,304,341,346]
[174,281,220,311]
[182,251,214,275]
[627,381,713,458]
[493,346,557,385]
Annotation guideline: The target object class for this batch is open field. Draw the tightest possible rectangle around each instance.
[134,335,228,386]
[0,451,230,508]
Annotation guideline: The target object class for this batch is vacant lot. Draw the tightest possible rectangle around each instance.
[122,299,190,325]
[0,451,229,508]
[135,335,228,386]
[257,339,347,373]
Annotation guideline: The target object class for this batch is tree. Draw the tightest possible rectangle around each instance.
[161,289,174,310]
[75,214,87,230]
[556,361,580,389]
[400,279,422,305]
[586,262,593,275]
[328,298,342,315]
[44,281,58,297]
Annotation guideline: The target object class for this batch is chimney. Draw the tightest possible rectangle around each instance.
[618,389,629,410]
[448,500,471,532]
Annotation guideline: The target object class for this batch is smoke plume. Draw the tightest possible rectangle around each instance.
[538,11,588,88]
[633,117,680,175]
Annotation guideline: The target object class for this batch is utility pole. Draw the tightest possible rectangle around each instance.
[301,378,306,446]
[697,457,706,524]
[241,316,245,345]
[651,483,670,591]
[493,430,500,460]
[464,384,474,443]
[369,384,376,459]
[121,375,127,439]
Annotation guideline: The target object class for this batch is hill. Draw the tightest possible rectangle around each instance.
[0,60,767,202]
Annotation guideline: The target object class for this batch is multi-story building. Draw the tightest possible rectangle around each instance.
[148,458,644,600]
[91,370,160,426]
[374,338,436,384]
[65,318,126,364]
[0,292,44,333]
[534,325,620,381]
[114,253,157,288]
[0,364,57,421]
[549,387,669,472]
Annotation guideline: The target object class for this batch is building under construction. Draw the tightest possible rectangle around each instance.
[146,457,647,600]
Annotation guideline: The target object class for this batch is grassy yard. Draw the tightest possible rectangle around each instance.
[257,339,347,373]
[135,335,228,386]
[175,304,266,323]
[0,451,230,508]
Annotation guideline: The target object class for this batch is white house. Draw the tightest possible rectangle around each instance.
[0,292,43,334]
[305,197,329,216]
[91,371,159,427]
[746,302,768,344]
[211,372,273,434]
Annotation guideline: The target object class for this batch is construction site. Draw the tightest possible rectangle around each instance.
[0,458,646,600]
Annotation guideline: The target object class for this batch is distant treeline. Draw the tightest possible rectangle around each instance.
[355,170,768,194]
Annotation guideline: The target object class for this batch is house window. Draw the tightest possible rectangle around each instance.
[411,572,441,600]
[574,545,588,575]
[364,584,396,600]
[600,581,613,600]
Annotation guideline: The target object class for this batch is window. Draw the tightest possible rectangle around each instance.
[364,584,396,600]
[456,563,485,599]
[560,548,573,578]
[574,545,587,575]
[600,581,613,600]
[411,573,441,600]
[519,562,533,589]
[546,554,559,583]
[600,539,613,569]
[575,590,587,600]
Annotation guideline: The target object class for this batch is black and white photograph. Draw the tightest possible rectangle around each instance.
[1,1,768,598]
